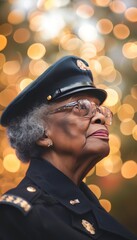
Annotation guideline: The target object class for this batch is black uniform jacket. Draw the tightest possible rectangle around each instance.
[0,158,137,240]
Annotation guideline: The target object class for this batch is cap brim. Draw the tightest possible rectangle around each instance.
[55,87,107,105]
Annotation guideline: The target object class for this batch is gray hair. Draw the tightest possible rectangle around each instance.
[7,103,51,162]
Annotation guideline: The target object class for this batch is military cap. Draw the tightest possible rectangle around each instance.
[0,55,107,127]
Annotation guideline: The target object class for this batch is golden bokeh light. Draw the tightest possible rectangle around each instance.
[92,0,111,7]
[131,84,137,100]
[27,43,46,60]
[88,184,101,199]
[20,78,33,91]
[3,61,20,75]
[132,125,137,141]
[113,24,130,40]
[125,7,137,22]
[109,0,126,14]
[0,53,6,70]
[0,159,4,174]
[109,134,121,154]
[0,23,13,36]
[29,60,49,76]
[0,35,7,51]
[122,42,137,59]
[3,154,20,173]
[117,104,134,121]
[104,88,119,107]
[121,160,137,179]
[96,159,110,177]
[76,4,94,19]
[120,119,136,136]
[97,19,113,35]
[123,95,137,111]
[8,9,25,24]
[99,199,111,212]
[80,43,97,59]
[13,28,30,43]
[0,88,17,107]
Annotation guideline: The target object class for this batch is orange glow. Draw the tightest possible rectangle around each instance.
[88,184,101,199]
[3,61,20,75]
[109,0,126,14]
[8,10,25,24]
[92,0,110,7]
[0,88,17,107]
[27,43,46,60]
[29,60,49,76]
[131,84,137,100]
[99,199,111,212]
[13,28,30,43]
[120,119,136,136]
[20,78,33,91]
[0,35,7,51]
[121,160,137,179]
[0,53,6,69]
[113,24,130,40]
[76,4,94,18]
[117,104,134,121]
[3,154,20,173]
[125,7,137,22]
[97,19,113,34]
[104,88,119,107]
[0,23,13,36]
[132,125,137,141]
[122,42,137,59]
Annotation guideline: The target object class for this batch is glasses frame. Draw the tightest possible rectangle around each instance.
[48,99,113,126]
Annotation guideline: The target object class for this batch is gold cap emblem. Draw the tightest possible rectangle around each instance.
[82,219,95,235]
[77,60,90,70]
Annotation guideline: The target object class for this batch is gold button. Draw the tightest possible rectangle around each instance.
[47,95,52,100]
[27,186,36,192]
[82,219,95,235]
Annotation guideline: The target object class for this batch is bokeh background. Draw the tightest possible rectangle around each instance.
[0,0,137,235]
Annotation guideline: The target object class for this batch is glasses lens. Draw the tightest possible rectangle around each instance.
[78,100,91,116]
[100,106,113,125]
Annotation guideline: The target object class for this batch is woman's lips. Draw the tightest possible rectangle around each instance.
[88,129,109,139]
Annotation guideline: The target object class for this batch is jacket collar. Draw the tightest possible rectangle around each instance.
[26,158,95,214]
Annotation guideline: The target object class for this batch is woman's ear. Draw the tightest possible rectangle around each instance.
[36,132,53,148]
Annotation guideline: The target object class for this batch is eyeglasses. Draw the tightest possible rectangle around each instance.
[48,99,113,126]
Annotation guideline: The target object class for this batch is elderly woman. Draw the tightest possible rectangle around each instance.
[0,56,136,240]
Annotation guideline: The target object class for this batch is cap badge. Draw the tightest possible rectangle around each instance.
[27,186,36,192]
[70,199,80,205]
[77,60,90,71]
[47,95,52,101]
[82,219,95,235]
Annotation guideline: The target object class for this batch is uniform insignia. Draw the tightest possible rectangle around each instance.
[82,219,95,235]
[70,199,80,205]
[0,194,32,215]
[77,60,90,71]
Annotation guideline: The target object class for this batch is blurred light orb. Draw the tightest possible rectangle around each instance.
[8,9,25,24]
[3,61,20,75]
[117,104,134,121]
[131,84,137,100]
[20,78,33,91]
[29,60,48,76]
[78,24,97,41]
[104,88,119,107]
[109,134,121,154]
[27,43,46,60]
[0,88,17,107]
[92,0,110,7]
[99,199,111,212]
[88,184,101,199]
[132,125,137,141]
[3,154,20,173]
[97,19,113,35]
[122,42,137,59]
[76,4,94,19]
[121,160,137,179]
[113,24,130,40]
[13,28,30,43]
[0,23,13,36]
[0,53,6,69]
[109,0,126,14]
[120,119,136,136]
[0,35,7,51]
[125,7,137,22]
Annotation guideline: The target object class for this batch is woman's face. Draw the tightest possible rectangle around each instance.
[46,93,110,161]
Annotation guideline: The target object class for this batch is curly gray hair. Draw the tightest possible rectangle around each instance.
[7,103,51,162]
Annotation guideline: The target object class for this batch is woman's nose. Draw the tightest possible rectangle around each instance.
[91,112,106,125]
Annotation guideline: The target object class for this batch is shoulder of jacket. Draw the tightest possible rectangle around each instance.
[0,177,41,215]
